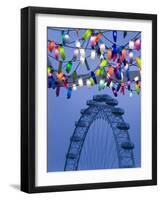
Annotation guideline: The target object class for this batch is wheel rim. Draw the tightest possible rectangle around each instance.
[64,94,135,171]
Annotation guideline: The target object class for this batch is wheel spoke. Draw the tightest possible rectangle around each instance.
[64,95,135,171]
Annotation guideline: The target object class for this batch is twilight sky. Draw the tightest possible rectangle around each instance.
[47,27,141,172]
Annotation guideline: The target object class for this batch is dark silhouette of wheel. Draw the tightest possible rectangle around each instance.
[64,94,135,171]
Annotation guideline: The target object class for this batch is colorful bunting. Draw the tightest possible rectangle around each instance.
[90,35,97,47]
[106,71,112,82]
[56,86,60,97]
[107,48,112,61]
[66,61,72,73]
[78,77,83,87]
[134,76,139,82]
[73,48,79,60]
[91,71,97,84]
[80,48,86,58]
[55,46,59,60]
[113,31,117,42]
[48,76,54,88]
[136,82,141,94]
[99,67,104,77]
[72,83,77,91]
[80,56,85,64]
[96,69,100,77]
[89,77,94,86]
[61,31,65,44]
[59,45,66,60]
[99,79,106,90]
[56,72,64,82]
[64,34,70,43]
[90,50,96,59]
[100,43,105,54]
[86,79,91,88]
[63,78,69,89]
[48,41,55,52]
[121,48,126,61]
[95,32,102,43]
[112,44,117,61]
[82,29,92,40]
[67,87,72,99]
[72,71,77,83]
[135,38,141,50]
[127,80,131,90]
[48,28,141,98]
[121,82,125,95]
[129,40,134,50]
[108,66,114,77]
[136,57,141,70]
[129,51,133,63]
[130,90,133,97]
[116,82,121,92]
[112,86,117,97]
[126,68,130,80]
[58,61,62,74]
[123,31,127,38]
[100,59,107,68]
[75,40,81,48]
[48,65,53,77]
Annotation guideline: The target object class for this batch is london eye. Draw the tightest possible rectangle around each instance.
[47,27,141,171]
[64,94,135,171]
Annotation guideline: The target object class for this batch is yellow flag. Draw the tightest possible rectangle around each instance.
[136,57,141,70]
[96,69,100,77]
[82,29,92,40]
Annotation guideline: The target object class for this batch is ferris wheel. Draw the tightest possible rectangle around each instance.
[64,94,135,171]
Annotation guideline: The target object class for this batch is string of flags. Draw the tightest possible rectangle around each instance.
[48,29,141,99]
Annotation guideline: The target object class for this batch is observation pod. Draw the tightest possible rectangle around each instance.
[64,94,135,171]
[80,109,91,115]
[111,107,124,115]
[93,94,112,102]
[75,121,89,127]
[66,153,77,159]
[121,142,134,150]
[117,122,130,130]
[70,136,83,142]
[105,98,118,106]
[86,100,98,106]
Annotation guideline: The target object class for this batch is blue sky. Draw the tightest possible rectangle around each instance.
[47,27,141,172]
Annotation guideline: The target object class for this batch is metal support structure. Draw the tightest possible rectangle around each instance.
[64,94,135,171]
